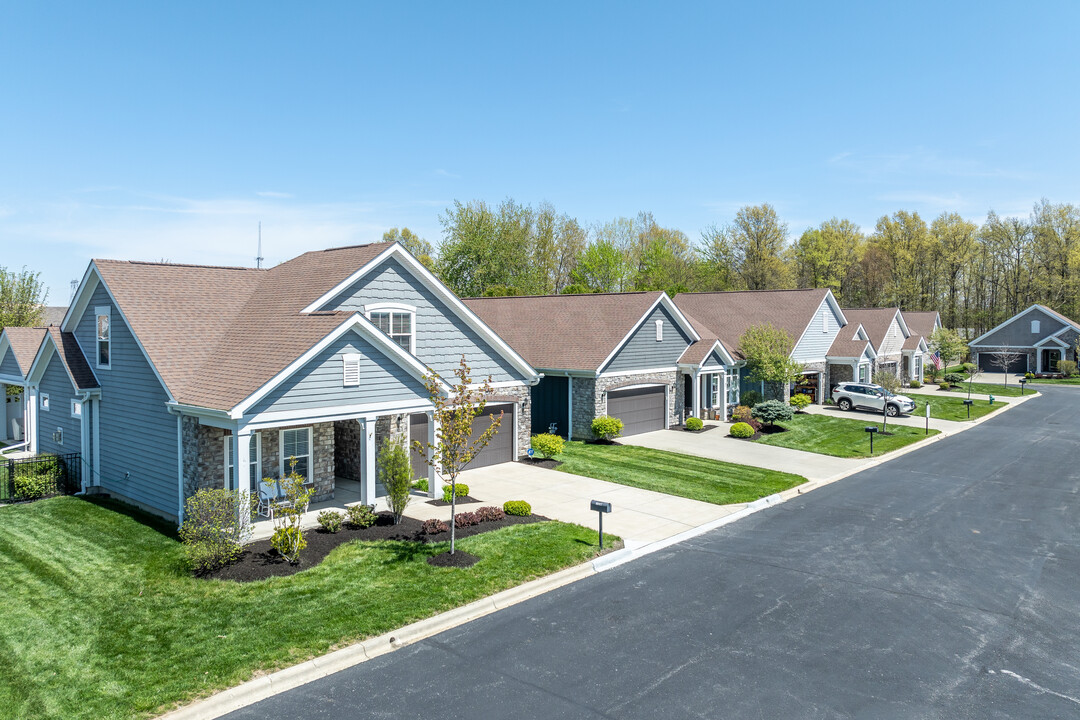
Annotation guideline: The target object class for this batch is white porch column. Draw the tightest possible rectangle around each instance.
[719,370,727,419]
[25,387,37,454]
[851,361,858,385]
[426,410,438,498]
[362,418,376,505]
[0,384,7,443]
[691,371,701,419]
[236,428,252,527]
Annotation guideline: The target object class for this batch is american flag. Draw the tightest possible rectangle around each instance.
[931,351,943,369]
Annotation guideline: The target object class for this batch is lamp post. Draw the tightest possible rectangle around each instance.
[865,425,878,456]
[590,500,612,549]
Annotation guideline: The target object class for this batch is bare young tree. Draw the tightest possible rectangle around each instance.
[413,355,502,555]
[988,347,1023,388]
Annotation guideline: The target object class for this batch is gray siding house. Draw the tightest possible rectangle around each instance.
[16,241,538,524]
[969,305,1080,374]
[465,292,724,438]
[841,307,929,386]
[0,327,48,444]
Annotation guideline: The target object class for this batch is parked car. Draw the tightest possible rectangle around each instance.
[832,382,916,417]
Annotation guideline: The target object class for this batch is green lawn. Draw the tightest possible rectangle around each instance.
[949,381,1028,397]
[909,395,1005,421]
[1028,376,1080,385]
[756,414,939,458]
[554,441,805,505]
[0,497,616,720]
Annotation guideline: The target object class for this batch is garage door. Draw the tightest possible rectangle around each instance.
[607,385,666,436]
[978,352,1027,373]
[466,404,515,470]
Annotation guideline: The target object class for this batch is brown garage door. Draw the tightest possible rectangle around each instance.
[607,385,666,436]
[466,404,515,470]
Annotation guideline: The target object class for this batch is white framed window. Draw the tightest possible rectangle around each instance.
[655,319,664,342]
[249,432,262,490]
[40,393,50,411]
[342,353,361,387]
[280,427,312,484]
[71,399,82,419]
[726,368,739,406]
[53,426,63,446]
[95,306,111,369]
[1031,319,1041,334]
[708,374,720,408]
[366,304,415,353]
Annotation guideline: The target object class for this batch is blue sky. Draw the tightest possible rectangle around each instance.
[3,1,1079,304]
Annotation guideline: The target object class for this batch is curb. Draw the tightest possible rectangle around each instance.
[158,391,1038,719]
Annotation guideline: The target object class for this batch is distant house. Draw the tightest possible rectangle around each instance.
[969,305,1080,373]
[465,292,727,438]
[841,307,929,385]
[825,323,877,386]
[0,327,48,443]
[2,242,538,523]
[674,288,847,404]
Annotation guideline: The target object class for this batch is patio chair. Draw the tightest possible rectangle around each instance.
[256,479,280,519]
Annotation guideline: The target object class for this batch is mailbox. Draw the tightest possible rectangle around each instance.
[590,500,612,513]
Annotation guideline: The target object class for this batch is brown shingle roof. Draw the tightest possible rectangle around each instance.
[45,328,99,390]
[43,306,67,326]
[463,292,666,371]
[901,310,940,339]
[840,308,902,350]
[1038,305,1080,334]
[827,324,872,358]
[2,327,48,376]
[673,288,832,360]
[902,334,924,351]
[92,242,395,410]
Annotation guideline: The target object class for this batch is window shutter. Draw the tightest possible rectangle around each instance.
[343,353,361,387]
[655,319,664,342]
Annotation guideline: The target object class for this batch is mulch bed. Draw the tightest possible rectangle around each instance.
[519,457,562,470]
[203,511,546,583]
[728,424,787,442]
[669,423,721,434]
[586,439,621,446]
[427,495,482,506]
[427,550,480,568]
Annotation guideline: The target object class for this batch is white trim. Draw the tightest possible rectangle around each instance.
[92,397,100,486]
[606,382,667,393]
[597,365,678,379]
[70,398,83,419]
[679,339,737,369]
[595,294,701,373]
[466,380,534,391]
[244,400,435,430]
[1034,334,1070,348]
[342,353,361,387]
[0,374,24,386]
[969,304,1079,346]
[65,264,177,403]
[78,395,89,491]
[655,319,664,342]
[363,302,417,314]
[299,243,539,381]
[231,313,448,418]
[94,305,112,369]
[279,426,313,484]
[1031,319,1041,334]
[223,434,235,488]
[366,306,416,354]
[39,392,50,411]
[176,414,184,524]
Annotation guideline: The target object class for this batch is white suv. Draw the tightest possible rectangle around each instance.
[832,382,916,417]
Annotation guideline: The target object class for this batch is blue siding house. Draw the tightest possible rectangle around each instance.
[18,241,538,523]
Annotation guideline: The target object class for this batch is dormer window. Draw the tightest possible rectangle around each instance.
[366,304,416,353]
[655,319,664,342]
[1032,319,1041,334]
[342,353,360,387]
[96,307,111,369]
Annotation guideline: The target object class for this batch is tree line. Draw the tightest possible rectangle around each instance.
[384,198,1080,339]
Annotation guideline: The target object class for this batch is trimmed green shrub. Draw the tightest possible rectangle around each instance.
[476,505,505,522]
[379,439,412,525]
[179,488,254,573]
[944,373,965,384]
[685,417,704,431]
[730,422,755,438]
[346,504,377,528]
[503,500,532,516]
[442,482,470,504]
[908,379,922,389]
[411,477,429,492]
[1025,371,1035,379]
[591,415,624,441]
[1057,360,1077,377]
[731,405,762,432]
[938,380,951,390]
[788,394,812,411]
[267,470,314,564]
[531,433,565,459]
[317,510,344,533]
[962,362,977,374]
[752,399,793,427]
[12,455,62,500]
[740,389,764,408]
[421,518,448,534]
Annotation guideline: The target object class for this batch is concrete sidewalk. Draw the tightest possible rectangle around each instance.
[457,462,746,545]
[621,425,864,482]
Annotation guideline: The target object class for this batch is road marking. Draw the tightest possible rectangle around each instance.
[999,669,1080,707]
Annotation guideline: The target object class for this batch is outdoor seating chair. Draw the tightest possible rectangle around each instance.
[256,479,280,519]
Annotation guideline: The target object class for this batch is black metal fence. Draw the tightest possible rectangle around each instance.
[0,452,81,504]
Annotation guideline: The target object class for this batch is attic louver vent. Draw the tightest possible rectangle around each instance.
[342,353,361,387]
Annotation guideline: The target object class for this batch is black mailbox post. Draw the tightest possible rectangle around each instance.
[1019,378,1027,395]
[963,398,973,419]
[865,425,878,456]
[590,500,612,549]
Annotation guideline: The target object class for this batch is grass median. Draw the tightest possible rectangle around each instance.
[755,414,939,458]
[0,496,616,720]
[554,440,806,505]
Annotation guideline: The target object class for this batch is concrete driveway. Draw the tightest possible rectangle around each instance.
[621,425,864,482]
[456,461,745,545]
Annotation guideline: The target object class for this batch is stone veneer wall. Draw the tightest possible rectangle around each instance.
[334,419,363,481]
[569,371,680,440]
[489,385,531,458]
[800,361,826,403]
[828,362,853,392]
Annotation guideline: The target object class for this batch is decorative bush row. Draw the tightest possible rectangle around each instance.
[731,406,762,432]
[421,506,506,534]
[421,518,448,534]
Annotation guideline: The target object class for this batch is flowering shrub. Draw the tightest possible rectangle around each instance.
[476,505,505,522]
[454,511,479,528]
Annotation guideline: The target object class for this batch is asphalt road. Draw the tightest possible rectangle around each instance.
[224,387,1080,719]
